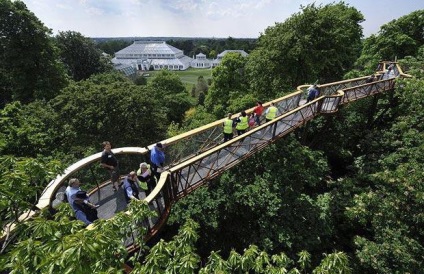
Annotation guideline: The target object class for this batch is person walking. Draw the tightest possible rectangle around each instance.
[150,143,165,181]
[253,101,264,126]
[366,74,376,83]
[100,141,120,191]
[235,111,249,136]
[306,85,319,103]
[223,113,234,142]
[265,102,278,122]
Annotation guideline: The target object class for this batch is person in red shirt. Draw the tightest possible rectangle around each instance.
[253,101,264,126]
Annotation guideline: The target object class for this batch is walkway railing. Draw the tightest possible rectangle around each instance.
[135,61,410,245]
[1,61,411,248]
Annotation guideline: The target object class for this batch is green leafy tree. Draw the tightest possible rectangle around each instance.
[169,136,333,261]
[55,31,112,81]
[1,195,155,273]
[191,84,196,97]
[0,100,63,157]
[133,219,350,273]
[353,10,424,72]
[195,75,208,94]
[373,10,424,60]
[48,72,168,154]
[205,52,249,117]
[344,75,424,273]
[246,2,363,100]
[148,70,193,124]
[95,39,132,55]
[133,75,147,86]
[209,49,217,59]
[197,92,205,106]
[0,155,63,234]
[0,0,67,104]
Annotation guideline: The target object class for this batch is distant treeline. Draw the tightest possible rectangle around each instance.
[94,37,257,58]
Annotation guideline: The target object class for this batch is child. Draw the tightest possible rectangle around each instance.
[248,113,256,129]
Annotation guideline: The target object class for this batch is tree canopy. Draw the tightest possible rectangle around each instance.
[246,2,364,100]
[56,31,112,81]
[1,2,424,273]
[0,0,67,105]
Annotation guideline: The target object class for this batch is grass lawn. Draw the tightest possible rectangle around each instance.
[144,68,213,92]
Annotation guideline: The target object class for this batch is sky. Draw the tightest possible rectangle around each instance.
[21,0,423,38]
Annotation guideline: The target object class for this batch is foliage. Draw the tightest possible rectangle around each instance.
[0,155,63,231]
[55,31,112,81]
[133,219,350,273]
[246,2,363,100]
[197,92,205,106]
[0,101,58,157]
[373,10,424,60]
[169,136,333,262]
[133,75,147,86]
[95,39,132,55]
[1,197,155,274]
[205,52,250,117]
[354,10,424,71]
[195,75,208,95]
[0,0,68,105]
[133,219,200,274]
[47,72,168,154]
[399,46,424,78]
[343,76,424,273]
[148,70,194,124]
[167,37,256,58]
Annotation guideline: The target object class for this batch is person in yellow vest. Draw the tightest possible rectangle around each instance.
[235,111,249,136]
[223,113,235,142]
[265,102,278,122]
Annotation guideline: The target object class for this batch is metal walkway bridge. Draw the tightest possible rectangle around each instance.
[3,61,410,251]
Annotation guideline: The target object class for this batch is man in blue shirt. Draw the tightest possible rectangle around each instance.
[150,143,165,181]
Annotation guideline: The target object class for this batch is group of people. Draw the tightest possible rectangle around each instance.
[64,141,166,226]
[101,141,165,203]
[223,101,279,142]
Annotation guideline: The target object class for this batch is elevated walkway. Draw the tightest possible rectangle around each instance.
[2,62,411,251]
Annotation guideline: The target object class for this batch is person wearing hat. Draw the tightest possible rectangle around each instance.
[150,143,165,181]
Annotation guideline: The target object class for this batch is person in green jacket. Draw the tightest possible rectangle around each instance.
[265,102,278,122]
[223,113,235,142]
[235,111,249,136]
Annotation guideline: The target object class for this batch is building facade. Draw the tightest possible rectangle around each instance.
[112,41,248,72]
[112,41,193,71]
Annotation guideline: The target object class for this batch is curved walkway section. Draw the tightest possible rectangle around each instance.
[2,62,411,246]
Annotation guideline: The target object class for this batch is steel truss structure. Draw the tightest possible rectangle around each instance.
[1,62,411,253]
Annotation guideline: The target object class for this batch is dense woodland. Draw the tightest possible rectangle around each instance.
[1,0,423,273]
